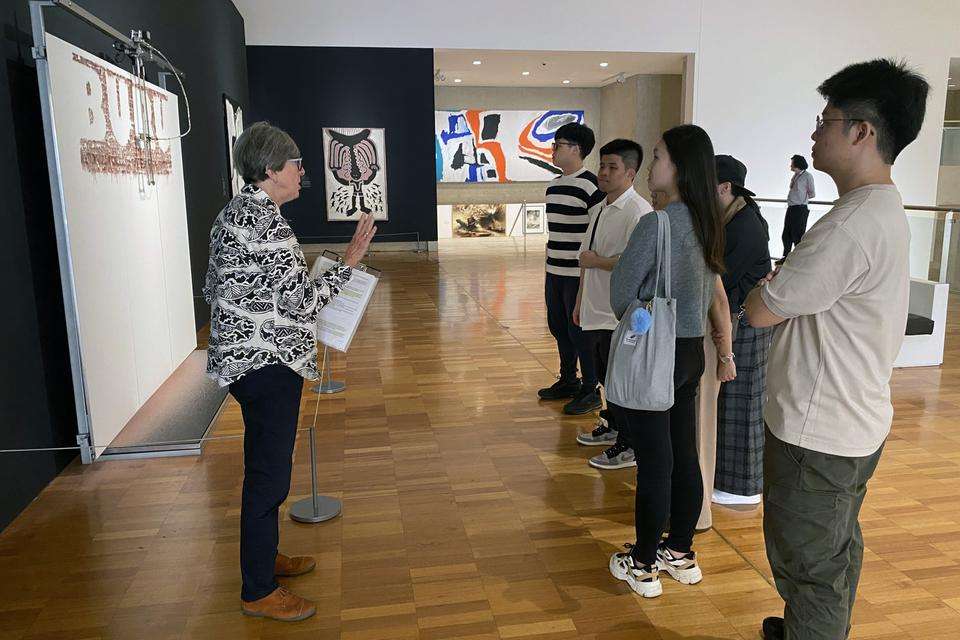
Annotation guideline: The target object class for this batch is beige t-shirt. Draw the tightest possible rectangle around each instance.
[761,184,909,457]
[578,188,651,331]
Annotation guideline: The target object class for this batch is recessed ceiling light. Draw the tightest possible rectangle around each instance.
[521,71,530,76]
[472,60,482,65]
[562,79,571,84]
[454,78,462,83]
[599,62,609,67]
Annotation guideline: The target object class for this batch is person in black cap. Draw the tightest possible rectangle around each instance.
[708,155,774,510]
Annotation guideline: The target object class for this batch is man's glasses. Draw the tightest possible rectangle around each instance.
[815,115,864,131]
[551,141,578,150]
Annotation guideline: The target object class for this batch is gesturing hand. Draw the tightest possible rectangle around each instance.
[344,213,377,268]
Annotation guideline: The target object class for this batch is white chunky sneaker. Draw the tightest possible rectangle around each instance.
[656,543,703,585]
[609,545,662,598]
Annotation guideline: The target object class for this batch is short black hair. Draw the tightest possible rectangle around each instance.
[599,138,643,171]
[817,58,929,164]
[554,122,595,158]
[791,154,808,170]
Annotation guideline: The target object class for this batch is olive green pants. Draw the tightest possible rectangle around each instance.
[763,429,883,640]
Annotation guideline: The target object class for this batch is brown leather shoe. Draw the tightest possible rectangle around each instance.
[275,552,317,577]
[241,586,316,621]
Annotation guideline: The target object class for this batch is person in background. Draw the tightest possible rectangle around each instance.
[744,59,929,640]
[710,155,773,510]
[539,123,606,415]
[779,154,815,263]
[607,125,732,598]
[205,122,376,621]
[573,140,652,472]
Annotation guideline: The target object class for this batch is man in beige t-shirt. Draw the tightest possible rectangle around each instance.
[744,59,930,640]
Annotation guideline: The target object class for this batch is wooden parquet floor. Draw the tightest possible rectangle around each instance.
[4,237,960,639]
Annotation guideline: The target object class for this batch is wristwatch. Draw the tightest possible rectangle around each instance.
[719,353,735,364]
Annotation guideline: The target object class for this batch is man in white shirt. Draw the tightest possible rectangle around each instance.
[572,139,652,469]
[744,59,930,640]
[778,154,817,264]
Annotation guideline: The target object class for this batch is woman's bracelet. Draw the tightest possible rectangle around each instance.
[718,353,735,364]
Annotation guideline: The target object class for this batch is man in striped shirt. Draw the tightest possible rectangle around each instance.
[538,123,606,415]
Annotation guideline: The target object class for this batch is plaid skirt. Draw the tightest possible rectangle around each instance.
[714,317,773,496]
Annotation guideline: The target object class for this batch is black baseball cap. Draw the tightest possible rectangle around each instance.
[715,155,756,197]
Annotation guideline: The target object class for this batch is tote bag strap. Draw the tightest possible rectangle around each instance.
[588,204,604,250]
[651,210,672,300]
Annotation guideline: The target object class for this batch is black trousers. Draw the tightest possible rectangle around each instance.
[782,205,810,258]
[612,337,705,566]
[584,329,616,429]
[230,364,304,602]
[545,273,597,389]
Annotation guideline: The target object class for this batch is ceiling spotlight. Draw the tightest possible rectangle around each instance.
[472,60,482,65]
[454,78,462,83]
[562,79,571,84]
[522,71,530,76]
[599,62,609,67]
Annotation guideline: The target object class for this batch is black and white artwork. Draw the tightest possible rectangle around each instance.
[524,204,545,234]
[223,94,244,197]
[322,127,388,221]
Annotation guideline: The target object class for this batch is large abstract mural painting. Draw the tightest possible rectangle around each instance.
[435,109,585,183]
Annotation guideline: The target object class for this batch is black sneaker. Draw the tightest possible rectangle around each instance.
[538,377,581,400]
[761,617,784,640]
[563,387,602,415]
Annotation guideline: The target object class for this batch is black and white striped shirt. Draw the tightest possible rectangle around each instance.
[545,168,604,277]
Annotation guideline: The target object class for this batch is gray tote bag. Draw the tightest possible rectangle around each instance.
[605,210,676,411]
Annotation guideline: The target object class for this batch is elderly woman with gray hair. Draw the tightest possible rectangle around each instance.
[204,121,376,621]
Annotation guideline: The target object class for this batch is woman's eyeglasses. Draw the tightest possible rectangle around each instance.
[288,158,303,170]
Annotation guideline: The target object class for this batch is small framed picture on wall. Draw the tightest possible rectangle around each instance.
[322,127,389,222]
[223,94,244,198]
[524,204,545,234]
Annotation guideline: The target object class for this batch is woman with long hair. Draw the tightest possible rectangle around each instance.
[607,124,731,598]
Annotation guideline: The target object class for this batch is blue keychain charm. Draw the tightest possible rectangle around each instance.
[631,306,652,335]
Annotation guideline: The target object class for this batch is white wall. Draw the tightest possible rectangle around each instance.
[236,0,960,209]
[695,1,959,206]
[234,0,703,51]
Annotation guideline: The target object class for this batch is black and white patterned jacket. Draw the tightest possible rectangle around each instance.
[203,184,352,387]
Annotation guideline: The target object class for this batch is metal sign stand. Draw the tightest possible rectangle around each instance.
[289,344,343,523]
[312,345,345,394]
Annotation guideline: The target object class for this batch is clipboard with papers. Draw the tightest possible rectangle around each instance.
[309,250,380,352]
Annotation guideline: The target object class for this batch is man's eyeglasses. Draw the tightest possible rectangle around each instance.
[288,157,304,170]
[551,141,578,150]
[815,115,864,131]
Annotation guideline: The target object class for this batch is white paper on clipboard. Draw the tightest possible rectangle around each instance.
[309,250,380,352]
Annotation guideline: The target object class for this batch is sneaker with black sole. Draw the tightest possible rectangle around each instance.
[609,544,662,598]
[655,542,702,585]
[588,440,636,470]
[761,616,784,639]
[576,415,618,446]
[563,387,602,415]
[538,377,581,400]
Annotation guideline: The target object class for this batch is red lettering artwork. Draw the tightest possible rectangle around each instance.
[72,52,173,176]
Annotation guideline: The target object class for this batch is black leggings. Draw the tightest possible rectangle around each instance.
[611,337,705,566]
